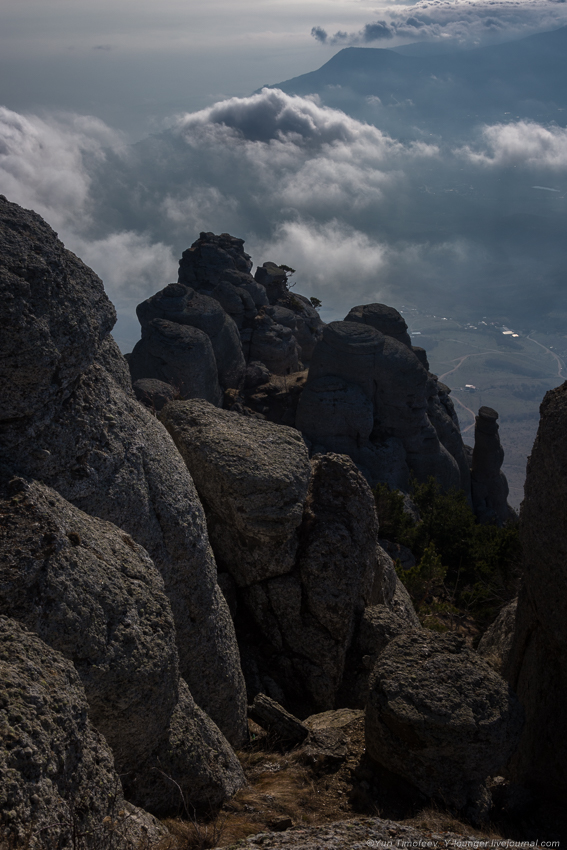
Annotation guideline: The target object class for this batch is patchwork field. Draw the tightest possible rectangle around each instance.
[401,309,567,510]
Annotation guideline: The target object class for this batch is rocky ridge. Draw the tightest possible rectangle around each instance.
[1,198,561,846]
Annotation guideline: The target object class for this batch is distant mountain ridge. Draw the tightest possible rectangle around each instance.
[266,26,567,137]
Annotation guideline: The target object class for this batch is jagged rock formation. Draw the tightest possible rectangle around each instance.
[1,201,527,844]
[505,382,567,802]
[0,197,247,748]
[160,400,417,712]
[471,406,513,524]
[0,616,166,848]
[296,320,464,493]
[0,479,245,815]
[128,231,513,519]
[366,631,524,823]
[176,231,324,373]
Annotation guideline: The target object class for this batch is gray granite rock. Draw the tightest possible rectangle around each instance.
[136,282,245,390]
[505,382,567,803]
[471,406,513,524]
[299,321,460,491]
[273,292,324,362]
[133,377,178,411]
[478,598,518,674]
[160,399,311,587]
[0,480,245,814]
[179,231,254,289]
[366,631,524,822]
[129,318,223,405]
[289,454,382,706]
[255,261,289,304]
[248,311,301,375]
[0,199,247,748]
[220,816,477,850]
[0,195,114,427]
[428,385,471,496]
[0,616,167,848]
[344,303,412,348]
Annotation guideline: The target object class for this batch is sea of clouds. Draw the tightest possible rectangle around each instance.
[1,83,566,349]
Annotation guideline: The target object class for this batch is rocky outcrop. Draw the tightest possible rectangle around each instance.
[129,317,223,405]
[175,232,323,372]
[471,406,513,524]
[505,382,567,803]
[366,631,523,823]
[134,282,246,390]
[0,478,245,814]
[0,195,247,747]
[345,303,412,348]
[0,616,166,848]
[0,195,115,428]
[159,396,413,713]
[160,400,311,586]
[296,320,462,493]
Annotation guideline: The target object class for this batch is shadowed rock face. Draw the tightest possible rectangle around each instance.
[129,318,223,405]
[297,321,461,492]
[471,406,512,524]
[0,480,245,814]
[0,195,115,424]
[0,196,247,748]
[0,616,166,847]
[345,303,412,348]
[179,231,254,288]
[366,631,524,824]
[160,400,311,587]
[135,283,246,391]
[159,397,416,713]
[505,382,567,802]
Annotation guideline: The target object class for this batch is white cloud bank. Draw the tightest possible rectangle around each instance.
[1,89,567,347]
[312,0,567,47]
[461,120,567,169]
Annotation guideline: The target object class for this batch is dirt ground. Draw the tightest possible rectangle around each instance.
[160,713,514,850]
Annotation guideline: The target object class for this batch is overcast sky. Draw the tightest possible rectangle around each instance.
[2,0,566,137]
[1,0,567,349]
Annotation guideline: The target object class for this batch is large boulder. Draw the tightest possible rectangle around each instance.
[160,400,311,586]
[0,196,247,747]
[135,282,246,390]
[366,632,524,822]
[266,453,382,708]
[344,303,412,348]
[0,479,245,814]
[0,616,166,848]
[505,382,567,802]
[128,318,223,405]
[0,194,115,425]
